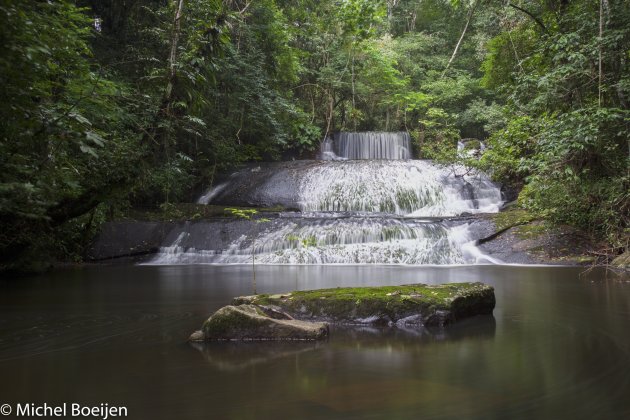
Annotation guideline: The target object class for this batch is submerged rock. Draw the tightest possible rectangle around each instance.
[191,304,329,341]
[232,282,495,327]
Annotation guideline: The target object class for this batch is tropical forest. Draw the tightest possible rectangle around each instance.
[1,1,629,419]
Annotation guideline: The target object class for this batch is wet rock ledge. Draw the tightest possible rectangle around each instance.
[190,282,495,341]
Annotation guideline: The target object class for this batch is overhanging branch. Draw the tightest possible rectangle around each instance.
[509,3,549,34]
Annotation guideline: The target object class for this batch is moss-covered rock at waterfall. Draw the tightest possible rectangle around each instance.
[490,207,536,231]
[232,283,495,327]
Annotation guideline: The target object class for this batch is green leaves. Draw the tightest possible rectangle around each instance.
[338,0,387,40]
[225,207,270,224]
[477,0,630,247]
[225,208,258,220]
[0,0,159,270]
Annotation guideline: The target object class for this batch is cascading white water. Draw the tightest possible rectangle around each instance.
[323,132,411,160]
[193,161,502,216]
[252,221,479,264]
[148,218,497,265]
[319,137,346,161]
[148,131,503,266]
[298,160,501,216]
[196,182,228,204]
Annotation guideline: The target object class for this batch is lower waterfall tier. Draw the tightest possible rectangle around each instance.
[146,216,497,265]
[199,160,503,217]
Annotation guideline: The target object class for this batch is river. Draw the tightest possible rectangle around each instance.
[1,264,629,419]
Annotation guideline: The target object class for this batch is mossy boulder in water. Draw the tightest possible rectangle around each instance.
[190,304,329,341]
[233,282,495,327]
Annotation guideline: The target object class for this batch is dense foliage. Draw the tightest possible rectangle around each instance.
[477,0,630,251]
[0,0,628,271]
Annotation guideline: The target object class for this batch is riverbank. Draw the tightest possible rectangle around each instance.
[477,207,605,266]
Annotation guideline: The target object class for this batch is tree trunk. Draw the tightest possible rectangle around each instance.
[165,0,185,111]
[163,0,185,158]
[442,1,477,78]
[322,92,334,144]
[598,0,603,106]
[351,54,356,130]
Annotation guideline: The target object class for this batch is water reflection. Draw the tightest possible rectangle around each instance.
[190,341,323,371]
[190,316,496,372]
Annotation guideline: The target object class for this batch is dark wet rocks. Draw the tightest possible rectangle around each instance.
[476,208,600,265]
[86,221,173,261]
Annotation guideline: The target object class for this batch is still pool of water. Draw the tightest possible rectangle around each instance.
[1,265,629,419]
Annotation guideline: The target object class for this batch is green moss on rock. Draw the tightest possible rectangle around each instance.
[490,207,535,231]
[198,304,329,341]
[233,283,495,327]
[514,221,550,240]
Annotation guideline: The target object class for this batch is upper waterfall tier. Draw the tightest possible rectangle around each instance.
[199,160,503,217]
[321,132,411,160]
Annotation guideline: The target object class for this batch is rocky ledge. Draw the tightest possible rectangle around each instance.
[190,282,495,341]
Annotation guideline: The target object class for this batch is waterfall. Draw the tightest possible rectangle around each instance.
[298,161,501,216]
[322,132,411,160]
[199,161,502,217]
[148,132,503,266]
[319,137,346,161]
[147,218,496,265]
[196,182,228,204]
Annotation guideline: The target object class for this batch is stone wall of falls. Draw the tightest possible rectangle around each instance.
[322,132,411,160]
